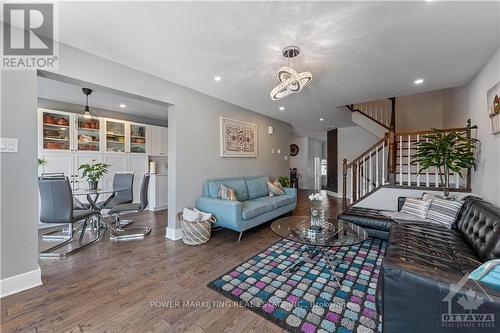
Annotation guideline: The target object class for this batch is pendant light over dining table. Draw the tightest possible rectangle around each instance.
[270,46,312,100]
[82,88,95,119]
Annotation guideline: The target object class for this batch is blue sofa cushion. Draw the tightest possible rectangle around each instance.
[241,200,274,220]
[208,180,248,201]
[245,176,269,199]
[256,195,295,209]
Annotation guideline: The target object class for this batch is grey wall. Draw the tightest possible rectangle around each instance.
[443,47,500,206]
[290,137,309,189]
[38,98,168,127]
[1,42,292,283]
[1,71,39,280]
[337,126,379,197]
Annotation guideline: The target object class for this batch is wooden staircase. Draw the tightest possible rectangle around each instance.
[342,97,476,210]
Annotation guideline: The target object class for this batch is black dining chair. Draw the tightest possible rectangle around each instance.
[108,174,151,240]
[38,176,101,258]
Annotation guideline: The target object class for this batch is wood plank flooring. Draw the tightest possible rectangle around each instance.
[1,190,343,333]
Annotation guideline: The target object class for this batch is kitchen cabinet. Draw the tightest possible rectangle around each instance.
[129,123,147,154]
[39,109,73,152]
[75,115,101,152]
[104,119,127,153]
[148,174,168,211]
[147,125,168,156]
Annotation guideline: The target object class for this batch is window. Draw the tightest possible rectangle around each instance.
[321,159,327,176]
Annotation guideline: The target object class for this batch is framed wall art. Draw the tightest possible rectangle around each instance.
[220,117,257,157]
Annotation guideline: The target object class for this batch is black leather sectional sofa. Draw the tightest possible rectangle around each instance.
[339,196,500,333]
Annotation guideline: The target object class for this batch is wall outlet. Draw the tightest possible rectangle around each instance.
[284,155,288,161]
[0,138,18,153]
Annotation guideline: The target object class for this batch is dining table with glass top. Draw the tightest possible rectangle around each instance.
[72,187,127,237]
[271,216,368,287]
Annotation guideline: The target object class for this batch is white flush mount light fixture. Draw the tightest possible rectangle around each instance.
[119,103,126,108]
[319,118,324,122]
[414,78,424,85]
[279,106,285,111]
[270,46,312,100]
[214,76,222,82]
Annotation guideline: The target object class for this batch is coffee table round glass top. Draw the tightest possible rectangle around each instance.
[271,216,368,248]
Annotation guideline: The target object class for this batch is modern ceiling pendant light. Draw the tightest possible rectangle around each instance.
[270,46,312,100]
[82,88,95,119]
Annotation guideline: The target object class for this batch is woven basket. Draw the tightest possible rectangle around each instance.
[178,212,215,245]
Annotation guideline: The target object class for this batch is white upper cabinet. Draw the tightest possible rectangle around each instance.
[129,123,147,154]
[104,119,127,153]
[39,109,74,153]
[38,108,164,156]
[75,115,101,152]
[147,125,168,156]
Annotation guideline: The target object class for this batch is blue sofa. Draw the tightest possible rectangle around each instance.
[195,176,297,239]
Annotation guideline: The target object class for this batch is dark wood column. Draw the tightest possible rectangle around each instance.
[327,128,338,192]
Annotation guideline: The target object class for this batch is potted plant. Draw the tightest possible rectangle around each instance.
[412,129,478,197]
[78,160,111,190]
[277,176,291,187]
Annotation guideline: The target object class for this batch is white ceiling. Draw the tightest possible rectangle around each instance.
[55,1,499,136]
[38,77,169,120]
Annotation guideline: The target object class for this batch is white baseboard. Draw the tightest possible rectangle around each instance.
[166,227,183,240]
[147,205,168,212]
[326,190,340,198]
[1,267,42,298]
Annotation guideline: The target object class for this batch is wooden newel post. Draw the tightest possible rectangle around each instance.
[342,159,348,211]
[388,130,397,185]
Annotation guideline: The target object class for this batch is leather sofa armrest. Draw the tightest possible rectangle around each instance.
[195,197,242,231]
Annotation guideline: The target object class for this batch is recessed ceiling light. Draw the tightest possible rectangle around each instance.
[214,76,222,82]
[119,104,126,108]
[279,106,285,111]
[414,78,424,85]
[331,125,336,128]
[319,118,324,122]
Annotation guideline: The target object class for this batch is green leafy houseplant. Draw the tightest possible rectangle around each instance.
[277,176,291,188]
[78,160,111,190]
[412,129,478,197]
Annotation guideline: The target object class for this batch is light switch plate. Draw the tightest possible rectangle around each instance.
[284,155,288,160]
[0,138,18,153]
[271,148,275,154]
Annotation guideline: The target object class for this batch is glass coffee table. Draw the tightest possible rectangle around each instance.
[271,216,368,287]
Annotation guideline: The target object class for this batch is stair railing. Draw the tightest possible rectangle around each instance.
[347,97,395,130]
[342,120,476,211]
[342,133,389,210]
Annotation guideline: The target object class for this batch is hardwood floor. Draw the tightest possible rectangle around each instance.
[1,190,343,333]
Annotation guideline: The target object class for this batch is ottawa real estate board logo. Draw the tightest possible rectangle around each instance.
[2,2,58,69]
[441,275,496,329]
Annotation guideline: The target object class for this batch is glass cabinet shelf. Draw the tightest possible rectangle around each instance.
[42,111,71,150]
[76,116,100,151]
[106,120,126,152]
[130,124,147,153]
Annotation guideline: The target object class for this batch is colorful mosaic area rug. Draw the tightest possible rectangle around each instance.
[208,238,386,333]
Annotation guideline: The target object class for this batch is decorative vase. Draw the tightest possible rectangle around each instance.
[88,180,98,190]
[310,201,323,230]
